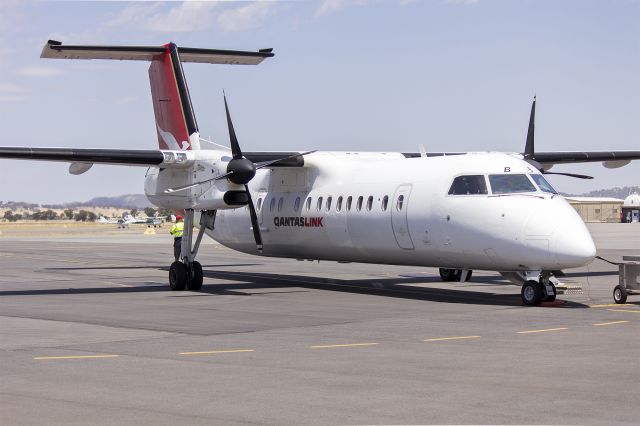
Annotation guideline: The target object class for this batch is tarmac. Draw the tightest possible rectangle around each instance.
[0,222,639,425]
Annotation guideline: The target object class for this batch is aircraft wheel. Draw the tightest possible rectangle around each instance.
[613,285,627,304]
[439,268,462,282]
[187,261,203,291]
[521,280,543,306]
[169,261,188,291]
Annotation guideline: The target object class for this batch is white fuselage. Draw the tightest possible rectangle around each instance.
[170,151,597,272]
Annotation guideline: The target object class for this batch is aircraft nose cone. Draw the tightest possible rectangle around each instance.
[549,220,596,268]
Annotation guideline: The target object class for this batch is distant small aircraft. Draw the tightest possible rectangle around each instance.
[2,40,640,305]
[98,216,120,224]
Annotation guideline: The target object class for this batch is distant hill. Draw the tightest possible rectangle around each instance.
[2,194,153,210]
[571,186,640,200]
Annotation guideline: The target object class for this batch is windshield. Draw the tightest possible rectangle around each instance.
[448,175,488,195]
[530,174,557,194]
[488,174,537,194]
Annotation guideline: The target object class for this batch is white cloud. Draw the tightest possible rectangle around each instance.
[217,2,275,32]
[315,0,369,17]
[17,66,62,78]
[0,83,28,102]
[109,2,220,33]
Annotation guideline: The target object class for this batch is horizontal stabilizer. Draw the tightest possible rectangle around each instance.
[41,40,274,65]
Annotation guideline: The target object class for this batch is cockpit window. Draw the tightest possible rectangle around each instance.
[448,175,488,195]
[488,174,537,194]
[530,174,557,194]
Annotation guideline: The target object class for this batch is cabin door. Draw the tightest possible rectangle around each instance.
[391,184,414,250]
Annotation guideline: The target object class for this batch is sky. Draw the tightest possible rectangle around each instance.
[0,0,639,203]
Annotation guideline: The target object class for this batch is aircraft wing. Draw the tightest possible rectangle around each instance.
[531,151,640,167]
[0,147,164,166]
[0,147,306,168]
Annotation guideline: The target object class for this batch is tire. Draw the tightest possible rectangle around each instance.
[439,268,462,282]
[613,285,627,304]
[187,261,203,291]
[521,280,543,306]
[169,261,188,291]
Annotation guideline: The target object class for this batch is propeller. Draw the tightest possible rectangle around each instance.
[165,94,316,252]
[523,96,593,180]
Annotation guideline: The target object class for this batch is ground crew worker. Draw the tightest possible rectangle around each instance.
[170,215,184,262]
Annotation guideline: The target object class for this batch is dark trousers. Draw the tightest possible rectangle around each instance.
[174,237,182,262]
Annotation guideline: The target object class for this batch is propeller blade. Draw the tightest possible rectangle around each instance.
[543,171,593,179]
[255,150,317,170]
[214,171,234,181]
[524,95,536,159]
[244,184,263,252]
[224,93,243,160]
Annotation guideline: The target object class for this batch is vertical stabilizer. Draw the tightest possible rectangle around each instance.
[149,43,199,150]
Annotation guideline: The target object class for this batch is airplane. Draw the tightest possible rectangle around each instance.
[2,40,640,306]
[98,216,120,224]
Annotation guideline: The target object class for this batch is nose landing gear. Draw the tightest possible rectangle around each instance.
[521,272,557,305]
[169,209,215,292]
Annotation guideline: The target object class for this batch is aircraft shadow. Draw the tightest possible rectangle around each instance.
[0,266,592,308]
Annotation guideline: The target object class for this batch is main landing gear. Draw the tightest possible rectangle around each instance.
[169,209,216,292]
[439,268,473,282]
[520,272,556,306]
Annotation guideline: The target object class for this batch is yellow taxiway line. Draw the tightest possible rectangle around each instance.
[517,327,568,334]
[607,309,640,314]
[309,343,379,349]
[424,336,481,342]
[593,320,629,326]
[34,354,119,360]
[179,349,255,355]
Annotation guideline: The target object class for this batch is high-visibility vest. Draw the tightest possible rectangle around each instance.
[170,221,184,237]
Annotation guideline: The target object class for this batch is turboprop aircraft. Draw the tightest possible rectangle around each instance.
[2,40,640,306]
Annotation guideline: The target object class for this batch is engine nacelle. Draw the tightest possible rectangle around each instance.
[144,151,248,210]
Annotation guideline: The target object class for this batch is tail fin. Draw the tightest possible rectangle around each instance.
[149,43,199,151]
[40,40,274,151]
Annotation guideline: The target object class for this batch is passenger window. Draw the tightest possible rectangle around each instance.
[277,197,283,212]
[366,196,373,211]
[326,196,332,212]
[448,175,488,195]
[382,195,388,211]
[305,197,312,211]
[294,197,301,212]
[397,195,404,211]
[316,196,323,211]
[257,198,263,211]
[530,174,557,194]
[346,196,352,211]
[270,198,276,212]
[489,174,536,194]
[337,196,343,212]
[356,196,363,211]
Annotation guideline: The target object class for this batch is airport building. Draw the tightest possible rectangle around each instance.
[621,193,640,223]
[566,197,624,223]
